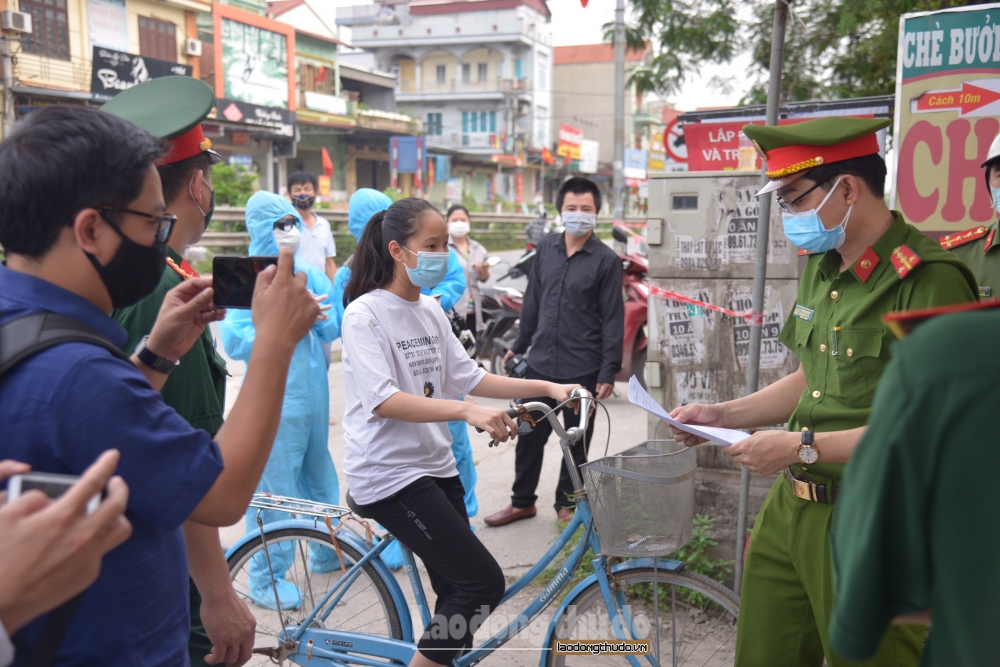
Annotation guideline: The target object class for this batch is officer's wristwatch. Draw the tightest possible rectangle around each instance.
[135,336,180,376]
[797,428,820,464]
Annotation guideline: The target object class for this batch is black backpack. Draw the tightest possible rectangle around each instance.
[0,311,130,667]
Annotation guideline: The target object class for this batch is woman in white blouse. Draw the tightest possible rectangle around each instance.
[445,205,490,333]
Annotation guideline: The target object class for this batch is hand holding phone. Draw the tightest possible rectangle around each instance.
[7,472,100,514]
[0,450,131,634]
[213,256,279,309]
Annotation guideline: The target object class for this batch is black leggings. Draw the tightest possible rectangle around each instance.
[349,475,505,665]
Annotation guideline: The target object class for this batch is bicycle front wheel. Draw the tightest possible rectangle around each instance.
[227,527,404,666]
[547,567,739,667]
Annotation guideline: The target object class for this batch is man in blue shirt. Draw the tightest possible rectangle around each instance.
[0,106,321,665]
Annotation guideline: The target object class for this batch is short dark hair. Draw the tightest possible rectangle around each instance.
[445,204,471,220]
[158,152,213,207]
[0,106,164,258]
[288,171,318,192]
[556,176,602,213]
[800,153,887,199]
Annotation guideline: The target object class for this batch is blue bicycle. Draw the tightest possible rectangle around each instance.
[226,393,739,666]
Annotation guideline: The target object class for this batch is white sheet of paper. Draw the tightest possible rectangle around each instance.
[627,376,749,447]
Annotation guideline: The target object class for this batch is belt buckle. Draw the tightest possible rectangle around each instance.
[787,469,816,502]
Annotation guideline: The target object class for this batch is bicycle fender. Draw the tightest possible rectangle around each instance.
[536,558,685,667]
[225,518,415,643]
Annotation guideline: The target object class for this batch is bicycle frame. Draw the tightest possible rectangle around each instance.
[233,392,686,666]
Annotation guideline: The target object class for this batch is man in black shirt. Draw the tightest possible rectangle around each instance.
[485,177,624,526]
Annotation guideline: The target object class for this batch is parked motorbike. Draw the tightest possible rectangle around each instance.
[475,250,536,372]
[611,225,650,389]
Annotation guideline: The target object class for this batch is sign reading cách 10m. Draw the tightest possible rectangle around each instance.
[891,4,1000,232]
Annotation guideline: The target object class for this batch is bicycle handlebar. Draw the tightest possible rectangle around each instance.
[476,387,593,447]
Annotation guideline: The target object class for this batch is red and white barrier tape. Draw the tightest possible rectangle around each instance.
[648,285,764,326]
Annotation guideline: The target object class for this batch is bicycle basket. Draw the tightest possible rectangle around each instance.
[581,440,696,558]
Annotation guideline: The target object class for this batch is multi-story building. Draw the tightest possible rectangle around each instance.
[338,0,552,205]
[3,0,208,130]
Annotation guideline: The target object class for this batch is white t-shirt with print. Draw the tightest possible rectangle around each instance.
[341,289,487,505]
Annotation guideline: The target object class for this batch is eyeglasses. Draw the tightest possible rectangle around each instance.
[775,179,831,215]
[99,207,177,244]
[273,217,298,231]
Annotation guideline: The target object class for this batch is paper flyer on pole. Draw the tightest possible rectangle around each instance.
[627,376,749,446]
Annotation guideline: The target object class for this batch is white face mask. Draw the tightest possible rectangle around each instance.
[562,211,597,237]
[273,224,301,252]
[448,221,471,238]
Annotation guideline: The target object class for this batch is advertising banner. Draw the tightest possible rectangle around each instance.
[557,124,583,160]
[891,4,1000,232]
[624,148,648,179]
[88,0,127,51]
[213,5,296,112]
[90,47,191,101]
[648,128,666,172]
[579,139,599,173]
[218,98,295,137]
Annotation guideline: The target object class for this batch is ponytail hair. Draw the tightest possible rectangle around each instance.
[345,197,439,305]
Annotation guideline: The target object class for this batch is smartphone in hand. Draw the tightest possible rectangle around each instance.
[7,472,101,515]
[213,256,279,309]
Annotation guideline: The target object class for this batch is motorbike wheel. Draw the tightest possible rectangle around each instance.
[491,352,506,376]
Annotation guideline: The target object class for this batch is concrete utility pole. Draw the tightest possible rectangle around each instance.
[733,0,789,597]
[2,34,14,139]
[611,0,625,220]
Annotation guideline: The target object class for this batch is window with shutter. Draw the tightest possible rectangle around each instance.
[20,0,69,60]
[138,16,177,63]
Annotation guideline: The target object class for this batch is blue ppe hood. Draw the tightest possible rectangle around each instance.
[246,191,303,256]
[348,188,392,241]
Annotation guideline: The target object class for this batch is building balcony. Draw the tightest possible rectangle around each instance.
[396,78,532,102]
[357,108,420,134]
[13,53,91,95]
[349,18,538,47]
[632,111,660,129]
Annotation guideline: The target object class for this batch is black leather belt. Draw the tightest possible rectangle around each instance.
[784,468,839,504]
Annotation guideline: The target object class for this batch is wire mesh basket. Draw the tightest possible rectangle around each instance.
[581,440,696,558]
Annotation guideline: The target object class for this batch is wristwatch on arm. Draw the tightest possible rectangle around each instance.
[135,336,180,376]
[797,428,820,464]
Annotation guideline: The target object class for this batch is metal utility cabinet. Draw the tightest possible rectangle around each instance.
[644,171,803,470]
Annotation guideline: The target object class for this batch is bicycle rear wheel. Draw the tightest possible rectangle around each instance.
[547,568,739,667]
[227,527,404,666]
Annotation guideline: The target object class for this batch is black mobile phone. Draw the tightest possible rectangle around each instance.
[212,256,279,309]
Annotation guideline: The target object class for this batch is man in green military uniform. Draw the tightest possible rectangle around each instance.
[831,298,1000,667]
[668,117,978,666]
[104,77,255,666]
[939,131,1000,296]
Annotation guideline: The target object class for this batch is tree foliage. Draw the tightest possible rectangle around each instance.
[611,0,991,104]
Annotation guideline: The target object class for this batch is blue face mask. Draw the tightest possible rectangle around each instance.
[402,246,450,288]
[992,187,1000,215]
[781,177,853,253]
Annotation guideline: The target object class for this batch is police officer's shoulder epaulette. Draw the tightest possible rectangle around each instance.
[797,248,817,256]
[890,244,922,279]
[940,226,990,250]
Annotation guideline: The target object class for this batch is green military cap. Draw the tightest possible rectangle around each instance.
[743,117,891,194]
[101,76,221,165]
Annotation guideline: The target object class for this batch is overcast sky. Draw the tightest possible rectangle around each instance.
[315,0,756,111]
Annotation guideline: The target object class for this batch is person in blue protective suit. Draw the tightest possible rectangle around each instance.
[220,191,341,610]
[333,189,477,570]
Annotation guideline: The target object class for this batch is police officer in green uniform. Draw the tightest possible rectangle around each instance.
[103,77,256,666]
[668,117,978,666]
[939,131,1000,296]
[831,297,1000,667]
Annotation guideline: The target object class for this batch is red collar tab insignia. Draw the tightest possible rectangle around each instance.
[985,228,996,253]
[797,248,817,256]
[853,247,880,283]
[166,257,199,280]
[890,244,922,279]
[940,226,989,250]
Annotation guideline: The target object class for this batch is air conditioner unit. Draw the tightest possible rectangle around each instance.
[1,10,32,34]
[184,38,202,57]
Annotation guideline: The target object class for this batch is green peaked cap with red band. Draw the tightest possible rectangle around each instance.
[100,76,221,166]
[743,116,891,195]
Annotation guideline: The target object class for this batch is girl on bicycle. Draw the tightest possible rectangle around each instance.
[341,198,580,667]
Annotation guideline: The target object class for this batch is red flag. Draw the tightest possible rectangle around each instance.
[580,0,588,6]
[316,66,326,83]
[428,157,436,188]
[321,146,334,178]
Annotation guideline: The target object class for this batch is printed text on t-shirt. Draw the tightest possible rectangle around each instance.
[396,334,443,377]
